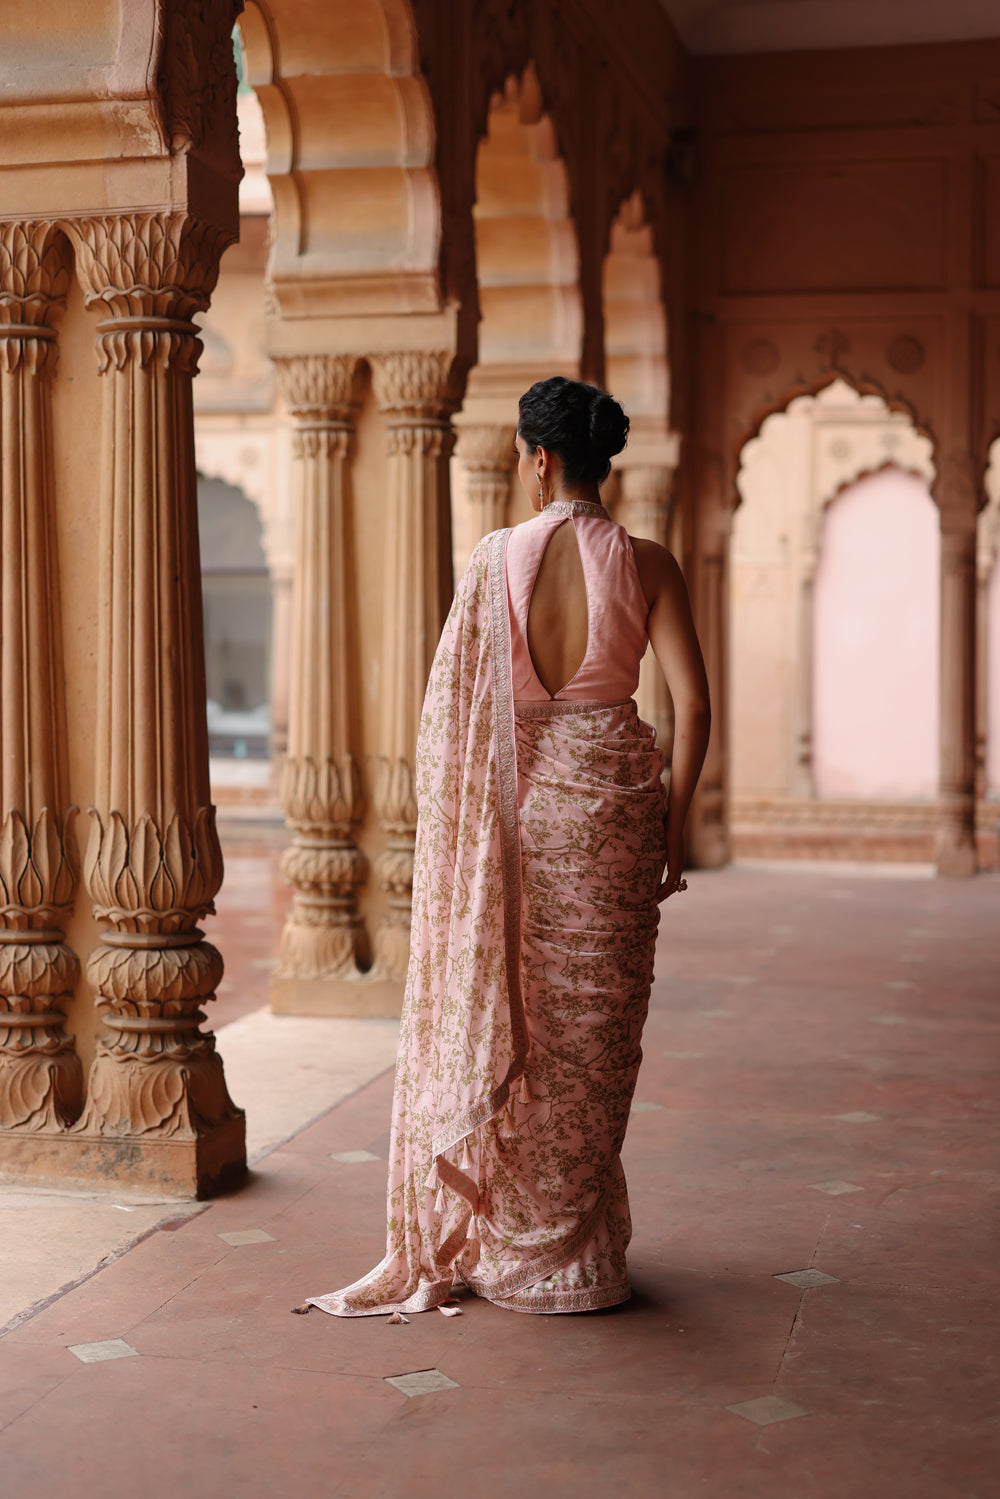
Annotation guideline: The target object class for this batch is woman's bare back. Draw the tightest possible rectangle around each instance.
[525,519,590,696]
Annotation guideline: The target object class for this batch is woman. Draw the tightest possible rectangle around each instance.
[303,376,710,1318]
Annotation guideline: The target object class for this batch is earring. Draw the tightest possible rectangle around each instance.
[537,486,543,502]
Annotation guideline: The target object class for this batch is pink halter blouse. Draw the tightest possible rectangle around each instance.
[505,499,650,703]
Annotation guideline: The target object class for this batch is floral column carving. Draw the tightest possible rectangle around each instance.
[0,222,82,1133]
[456,424,515,544]
[369,351,456,980]
[616,464,677,755]
[67,213,244,1190]
[936,454,979,876]
[270,354,367,1001]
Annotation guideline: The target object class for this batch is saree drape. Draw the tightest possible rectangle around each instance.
[307,527,666,1317]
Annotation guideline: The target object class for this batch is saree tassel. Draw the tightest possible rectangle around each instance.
[460,1136,474,1171]
[464,1214,481,1268]
[519,1071,533,1105]
[425,1160,440,1190]
[498,1099,517,1140]
[434,1185,446,1214]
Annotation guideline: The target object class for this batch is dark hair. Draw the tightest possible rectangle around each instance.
[517,376,629,484]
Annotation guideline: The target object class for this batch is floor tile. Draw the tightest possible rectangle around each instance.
[726,1395,810,1425]
[330,1150,381,1164]
[383,1369,460,1397]
[67,1339,139,1364]
[217,1230,276,1246]
[773,1269,841,1289]
[808,1179,864,1195]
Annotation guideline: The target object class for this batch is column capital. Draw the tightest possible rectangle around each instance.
[68,212,232,372]
[273,353,359,421]
[0,220,71,374]
[369,349,456,417]
[455,423,517,474]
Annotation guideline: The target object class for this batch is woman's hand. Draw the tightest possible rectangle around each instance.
[656,824,688,902]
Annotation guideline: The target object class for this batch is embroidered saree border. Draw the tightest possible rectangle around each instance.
[514,697,631,719]
[487,526,530,1068]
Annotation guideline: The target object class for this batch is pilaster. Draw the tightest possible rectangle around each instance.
[0,221,82,1136]
[369,350,456,982]
[66,211,245,1193]
[269,354,368,1011]
[687,451,730,868]
[936,465,978,876]
[455,423,516,543]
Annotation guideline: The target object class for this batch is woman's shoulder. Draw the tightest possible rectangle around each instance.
[627,535,686,611]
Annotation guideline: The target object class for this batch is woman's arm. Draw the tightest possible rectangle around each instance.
[631,539,712,900]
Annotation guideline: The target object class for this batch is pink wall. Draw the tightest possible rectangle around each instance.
[813,469,940,799]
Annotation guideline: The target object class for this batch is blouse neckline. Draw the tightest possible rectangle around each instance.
[543,498,610,520]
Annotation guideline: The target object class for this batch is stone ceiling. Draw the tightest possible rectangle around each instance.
[660,0,1000,54]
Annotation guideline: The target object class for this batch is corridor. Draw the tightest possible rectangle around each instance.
[1,858,996,1498]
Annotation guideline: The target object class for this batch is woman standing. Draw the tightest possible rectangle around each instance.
[304,376,710,1317]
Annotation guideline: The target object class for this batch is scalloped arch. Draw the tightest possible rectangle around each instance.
[238,0,442,317]
[603,191,669,430]
[470,65,583,377]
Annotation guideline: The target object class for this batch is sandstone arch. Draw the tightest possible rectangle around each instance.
[238,0,443,319]
[453,65,584,565]
[601,190,677,755]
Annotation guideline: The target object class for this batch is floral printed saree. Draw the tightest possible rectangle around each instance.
[307,525,666,1316]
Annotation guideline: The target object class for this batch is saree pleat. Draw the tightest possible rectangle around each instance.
[307,529,666,1319]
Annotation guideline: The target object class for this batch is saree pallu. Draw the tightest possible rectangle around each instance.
[307,530,666,1318]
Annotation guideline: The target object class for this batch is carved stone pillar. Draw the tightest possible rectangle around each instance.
[369,351,455,981]
[937,493,978,876]
[68,213,245,1193]
[688,453,730,868]
[974,494,999,803]
[0,222,82,1135]
[616,464,676,755]
[270,355,367,1010]
[456,423,515,549]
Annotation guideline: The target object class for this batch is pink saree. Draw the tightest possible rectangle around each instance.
[307,510,666,1316]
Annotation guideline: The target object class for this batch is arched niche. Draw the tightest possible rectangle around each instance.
[452,64,584,568]
[814,469,940,800]
[197,474,274,773]
[731,379,937,819]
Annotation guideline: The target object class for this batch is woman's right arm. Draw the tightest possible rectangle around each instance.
[632,539,712,900]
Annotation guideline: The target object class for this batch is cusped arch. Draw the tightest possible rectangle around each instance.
[471,65,582,382]
[725,322,944,519]
[239,0,441,316]
[734,372,936,517]
[602,191,669,436]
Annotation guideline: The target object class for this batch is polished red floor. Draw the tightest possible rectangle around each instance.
[2,862,997,1498]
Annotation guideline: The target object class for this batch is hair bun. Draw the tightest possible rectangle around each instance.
[588,392,629,460]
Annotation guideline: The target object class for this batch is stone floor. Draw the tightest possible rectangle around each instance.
[1,853,997,1499]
